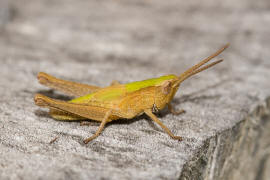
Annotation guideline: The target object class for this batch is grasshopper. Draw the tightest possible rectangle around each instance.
[34,44,228,144]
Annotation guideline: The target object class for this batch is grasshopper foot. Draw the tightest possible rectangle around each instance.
[171,136,183,141]
[168,103,185,115]
[83,136,97,144]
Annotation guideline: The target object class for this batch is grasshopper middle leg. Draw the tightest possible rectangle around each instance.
[83,110,111,144]
[110,80,121,86]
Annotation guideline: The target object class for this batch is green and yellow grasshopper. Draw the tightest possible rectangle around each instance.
[34,44,228,144]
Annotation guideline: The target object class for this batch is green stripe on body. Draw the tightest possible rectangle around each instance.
[69,74,177,103]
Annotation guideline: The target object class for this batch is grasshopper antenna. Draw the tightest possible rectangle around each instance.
[175,44,229,85]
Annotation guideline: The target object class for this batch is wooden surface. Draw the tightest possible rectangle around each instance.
[0,0,270,179]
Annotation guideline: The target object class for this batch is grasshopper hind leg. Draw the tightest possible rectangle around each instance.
[34,94,113,143]
[37,72,100,97]
[49,108,86,121]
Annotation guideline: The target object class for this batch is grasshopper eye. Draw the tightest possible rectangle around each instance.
[161,81,172,95]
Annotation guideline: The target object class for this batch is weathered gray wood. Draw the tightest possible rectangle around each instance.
[0,0,269,179]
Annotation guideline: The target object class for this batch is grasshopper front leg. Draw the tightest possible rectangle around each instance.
[168,103,185,115]
[144,109,182,140]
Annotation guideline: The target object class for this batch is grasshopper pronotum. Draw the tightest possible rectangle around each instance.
[34,44,228,144]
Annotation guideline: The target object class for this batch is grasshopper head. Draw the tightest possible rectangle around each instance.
[154,78,180,110]
[154,44,228,110]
